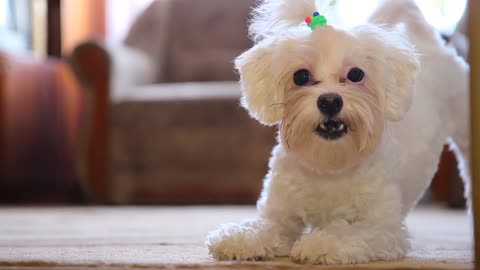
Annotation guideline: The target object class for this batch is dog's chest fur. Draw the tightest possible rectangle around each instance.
[259,145,399,229]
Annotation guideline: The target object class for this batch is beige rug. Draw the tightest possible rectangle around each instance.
[0,205,473,270]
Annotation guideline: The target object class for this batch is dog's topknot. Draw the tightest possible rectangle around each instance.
[249,0,339,43]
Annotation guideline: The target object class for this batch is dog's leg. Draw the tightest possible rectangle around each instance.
[290,201,408,264]
[206,215,303,261]
[447,57,471,207]
[449,130,471,208]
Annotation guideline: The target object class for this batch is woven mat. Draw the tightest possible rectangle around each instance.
[0,205,472,270]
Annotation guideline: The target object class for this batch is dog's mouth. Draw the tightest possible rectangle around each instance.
[315,119,348,140]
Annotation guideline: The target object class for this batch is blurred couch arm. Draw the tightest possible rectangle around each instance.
[73,40,157,101]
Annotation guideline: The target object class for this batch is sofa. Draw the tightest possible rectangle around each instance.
[72,0,276,204]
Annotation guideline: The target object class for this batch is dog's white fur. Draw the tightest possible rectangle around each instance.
[206,0,470,264]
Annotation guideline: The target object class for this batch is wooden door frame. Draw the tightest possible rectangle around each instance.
[0,55,5,182]
[469,0,480,268]
[47,0,62,57]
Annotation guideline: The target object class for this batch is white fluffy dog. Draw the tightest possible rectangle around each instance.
[206,0,470,264]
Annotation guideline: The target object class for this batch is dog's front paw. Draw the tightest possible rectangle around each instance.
[290,231,370,265]
[206,223,274,261]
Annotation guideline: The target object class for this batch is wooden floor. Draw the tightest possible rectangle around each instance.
[0,205,472,270]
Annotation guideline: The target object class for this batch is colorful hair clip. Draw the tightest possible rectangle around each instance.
[305,12,327,30]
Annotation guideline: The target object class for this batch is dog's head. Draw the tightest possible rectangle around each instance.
[236,9,419,173]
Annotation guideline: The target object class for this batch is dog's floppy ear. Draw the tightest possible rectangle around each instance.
[354,25,419,121]
[382,29,420,121]
[235,39,285,125]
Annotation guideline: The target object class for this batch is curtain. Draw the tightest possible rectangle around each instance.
[0,0,31,53]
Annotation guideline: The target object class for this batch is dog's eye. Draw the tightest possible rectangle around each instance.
[293,69,312,86]
[347,67,364,83]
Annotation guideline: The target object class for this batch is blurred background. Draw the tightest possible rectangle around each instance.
[0,0,470,206]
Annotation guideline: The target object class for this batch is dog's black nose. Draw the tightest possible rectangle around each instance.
[317,93,343,116]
